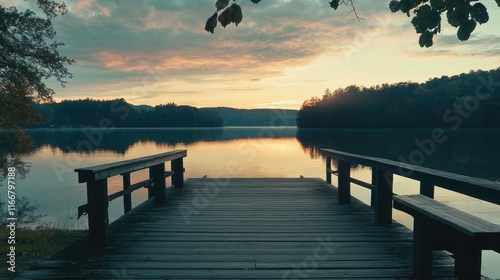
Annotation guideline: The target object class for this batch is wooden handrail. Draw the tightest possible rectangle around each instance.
[321,148,500,226]
[75,150,187,183]
[321,148,500,205]
[74,149,187,247]
[327,168,375,190]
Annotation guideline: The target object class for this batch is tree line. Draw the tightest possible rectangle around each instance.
[297,68,500,128]
[205,107,297,126]
[37,99,224,128]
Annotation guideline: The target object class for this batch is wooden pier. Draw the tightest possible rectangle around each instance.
[15,149,500,279]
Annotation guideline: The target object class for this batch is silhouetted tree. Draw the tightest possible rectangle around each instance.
[0,0,73,179]
[297,68,500,128]
[38,99,224,128]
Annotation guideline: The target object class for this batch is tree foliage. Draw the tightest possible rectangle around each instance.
[37,99,224,128]
[0,0,73,179]
[297,68,500,128]
[205,0,499,47]
[390,0,498,47]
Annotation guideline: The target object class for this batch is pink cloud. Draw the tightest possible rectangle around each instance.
[73,0,111,17]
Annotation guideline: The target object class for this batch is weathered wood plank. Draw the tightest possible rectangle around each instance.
[16,267,455,280]
[19,178,455,279]
[394,194,500,238]
[320,148,500,205]
[75,149,186,183]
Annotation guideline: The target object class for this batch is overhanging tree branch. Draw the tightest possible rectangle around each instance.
[204,0,500,47]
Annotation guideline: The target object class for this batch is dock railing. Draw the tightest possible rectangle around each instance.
[320,148,500,224]
[75,149,187,246]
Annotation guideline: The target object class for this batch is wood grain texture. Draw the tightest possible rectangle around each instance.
[75,149,186,183]
[320,148,500,205]
[19,178,455,279]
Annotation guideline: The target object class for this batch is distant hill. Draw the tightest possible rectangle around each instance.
[34,100,297,127]
[128,105,298,126]
[203,107,297,126]
[133,104,154,112]
[36,100,223,128]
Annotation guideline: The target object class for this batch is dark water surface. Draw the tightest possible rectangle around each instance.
[10,127,500,277]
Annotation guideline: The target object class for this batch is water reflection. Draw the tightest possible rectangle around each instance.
[297,128,500,181]
[24,127,500,181]
[16,128,500,278]
[26,127,298,154]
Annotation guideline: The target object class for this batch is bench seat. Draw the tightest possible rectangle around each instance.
[393,194,500,280]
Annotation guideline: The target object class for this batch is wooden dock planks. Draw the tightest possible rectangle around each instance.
[16,178,455,279]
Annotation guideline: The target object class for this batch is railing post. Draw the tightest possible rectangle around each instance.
[147,168,155,199]
[150,163,166,204]
[413,217,433,279]
[86,178,109,247]
[326,156,332,184]
[371,167,377,208]
[420,181,434,198]
[375,169,393,224]
[172,157,184,188]
[122,173,132,213]
[337,160,351,204]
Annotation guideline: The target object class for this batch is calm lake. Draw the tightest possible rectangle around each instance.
[13,127,500,277]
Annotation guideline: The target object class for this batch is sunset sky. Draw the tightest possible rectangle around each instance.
[13,0,500,109]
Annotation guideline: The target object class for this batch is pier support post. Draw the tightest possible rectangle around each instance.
[172,157,184,188]
[150,163,166,204]
[326,157,332,184]
[122,173,132,213]
[413,217,433,279]
[375,169,393,224]
[371,168,377,208]
[420,181,434,198]
[337,160,351,204]
[87,178,109,247]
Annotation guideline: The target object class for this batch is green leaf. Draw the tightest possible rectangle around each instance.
[446,9,467,27]
[496,0,500,7]
[399,0,413,15]
[231,3,243,26]
[412,20,427,34]
[250,0,261,4]
[205,12,218,34]
[218,7,233,28]
[411,0,424,7]
[457,19,476,41]
[422,9,441,29]
[215,0,230,11]
[217,4,243,28]
[415,4,431,16]
[419,31,433,47]
[455,2,471,15]
[471,3,489,24]
[330,0,340,10]
[389,0,401,13]
[430,0,445,9]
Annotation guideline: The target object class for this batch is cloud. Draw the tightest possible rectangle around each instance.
[44,0,500,107]
[403,34,500,57]
[254,99,303,109]
[53,0,378,89]
[71,0,112,18]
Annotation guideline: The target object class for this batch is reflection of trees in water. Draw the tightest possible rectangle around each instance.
[296,129,500,181]
[0,129,35,180]
[26,127,297,154]
[27,129,225,154]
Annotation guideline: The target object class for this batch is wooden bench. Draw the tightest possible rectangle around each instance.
[393,194,500,280]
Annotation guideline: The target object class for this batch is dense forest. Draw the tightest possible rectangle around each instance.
[205,107,297,126]
[34,99,298,128]
[37,99,223,127]
[297,68,500,128]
